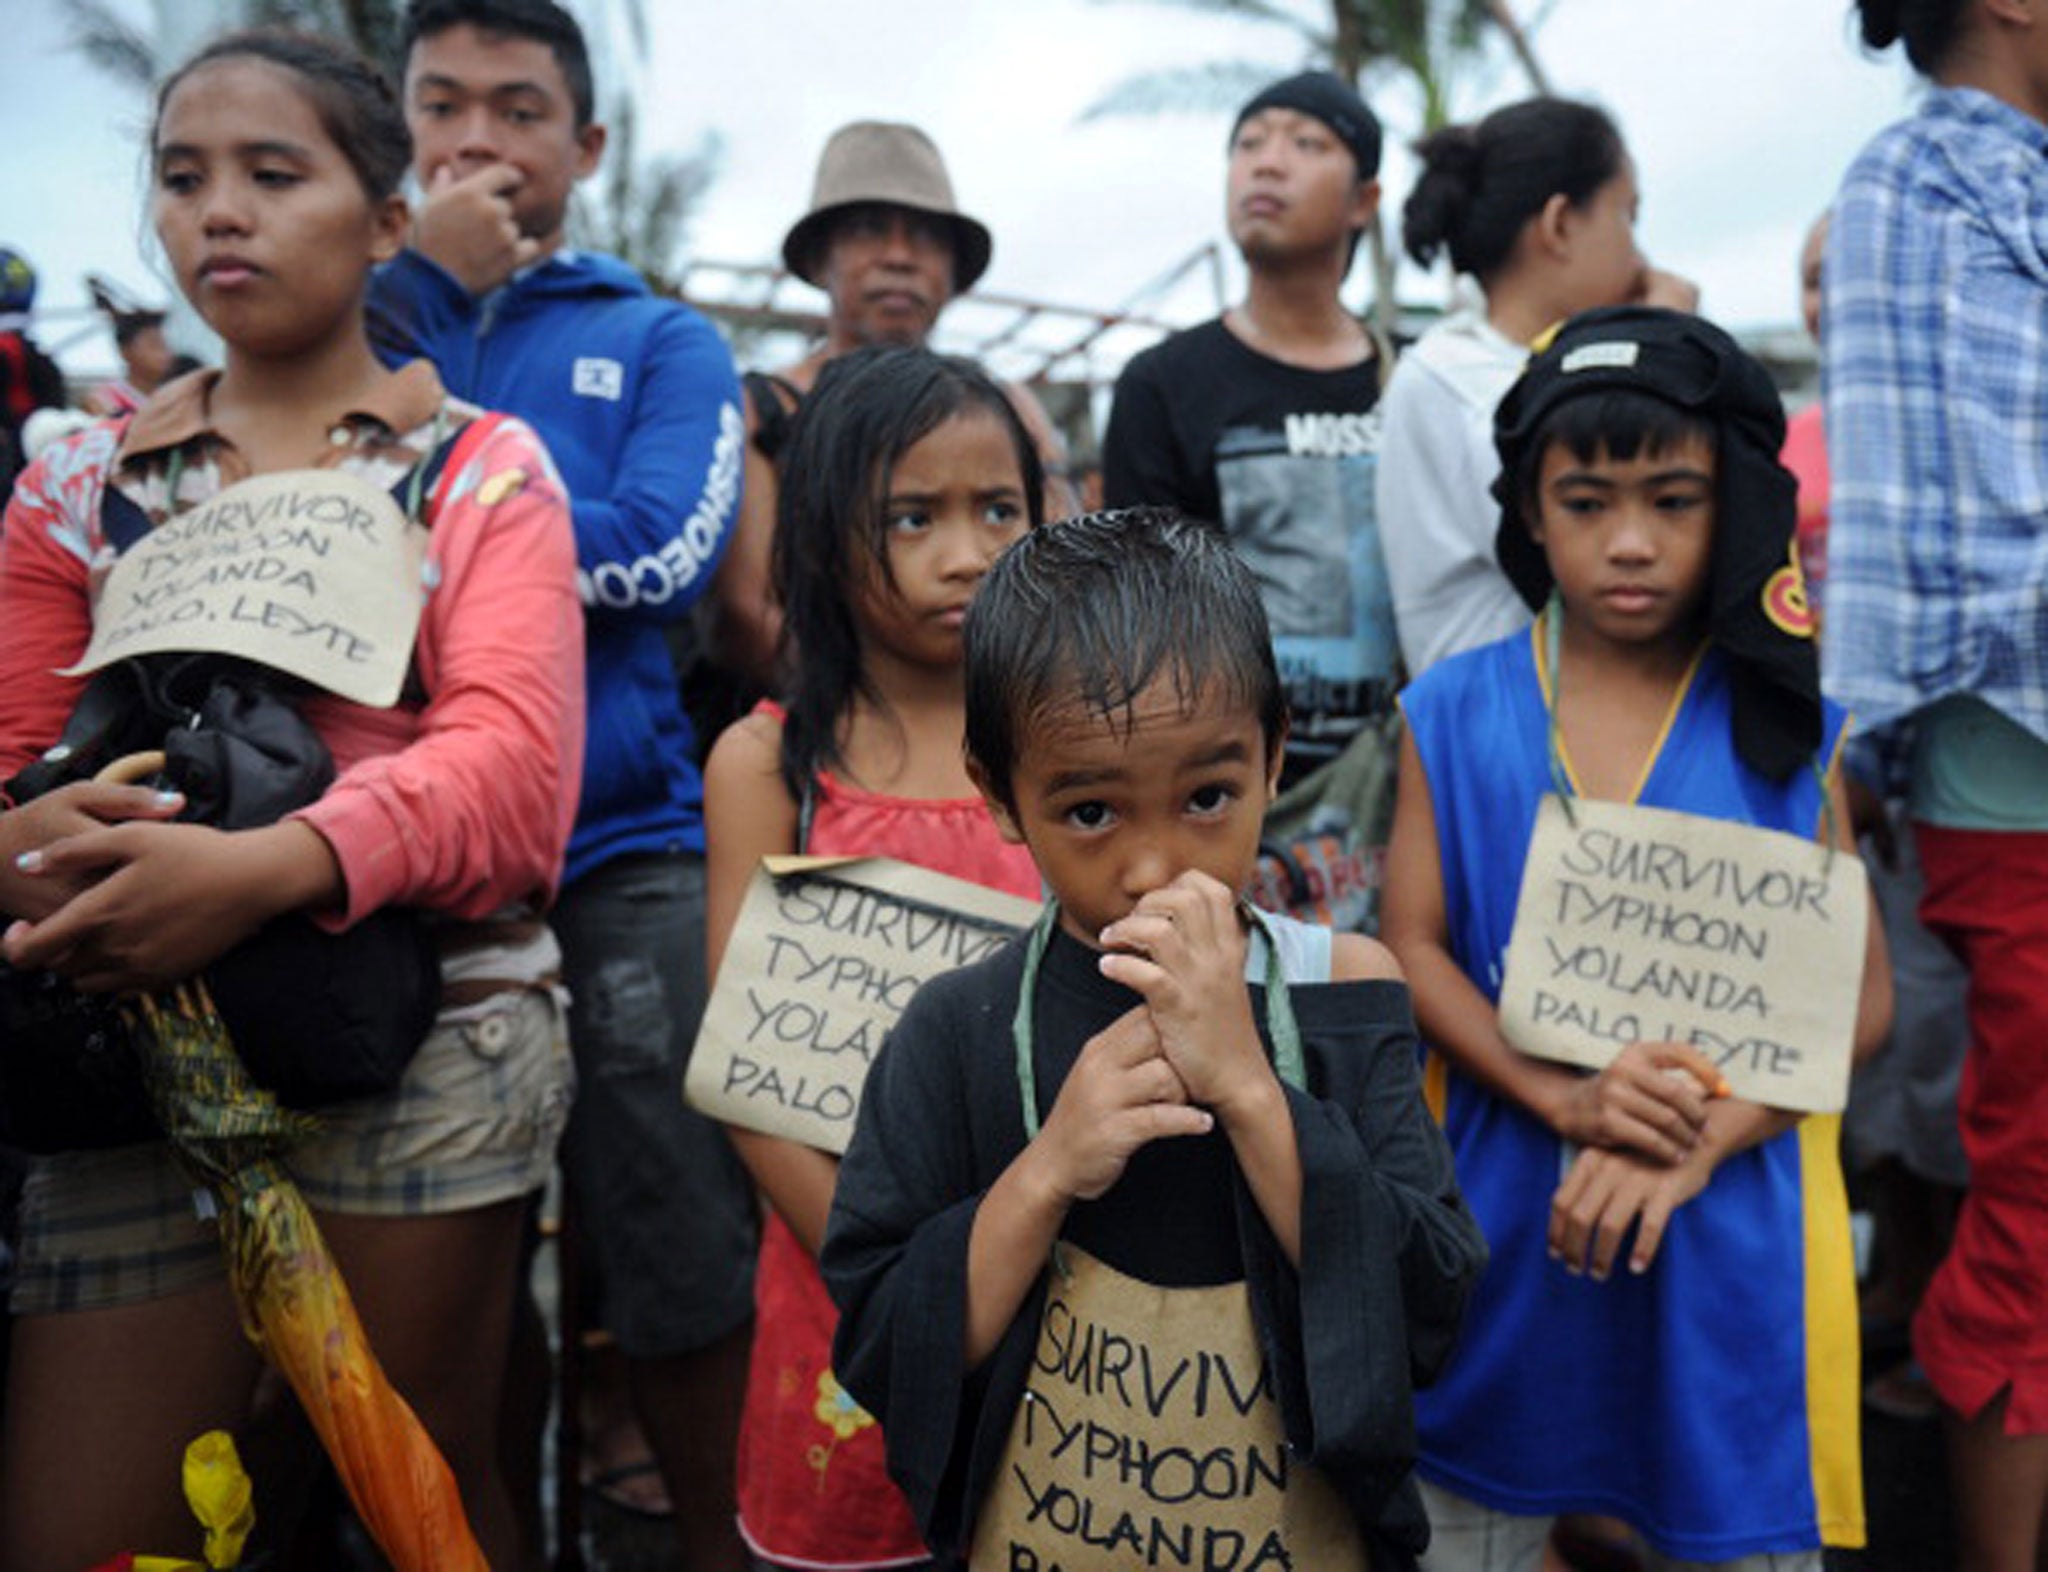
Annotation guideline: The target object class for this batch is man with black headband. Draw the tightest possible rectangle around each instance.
[1384,305,1890,1570]
[1102,70,1397,933]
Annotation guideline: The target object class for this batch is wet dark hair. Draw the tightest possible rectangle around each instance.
[1403,98,1626,281]
[964,508,1288,813]
[155,30,412,202]
[774,345,1045,799]
[1508,388,1720,523]
[402,0,595,127]
[1855,0,1968,75]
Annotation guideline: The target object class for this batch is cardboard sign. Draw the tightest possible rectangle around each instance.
[1498,795,1868,1114]
[967,1244,1366,1570]
[65,469,426,707]
[686,856,1040,1153]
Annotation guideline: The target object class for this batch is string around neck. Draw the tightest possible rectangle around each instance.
[155,408,447,528]
[1541,589,1838,866]
[1541,591,1579,826]
[1010,899,1307,1148]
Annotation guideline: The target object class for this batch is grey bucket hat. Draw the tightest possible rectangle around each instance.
[781,121,993,292]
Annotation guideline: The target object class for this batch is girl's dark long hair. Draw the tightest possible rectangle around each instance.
[771,345,1045,800]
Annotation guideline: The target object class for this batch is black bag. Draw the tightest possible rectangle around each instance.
[0,656,443,1154]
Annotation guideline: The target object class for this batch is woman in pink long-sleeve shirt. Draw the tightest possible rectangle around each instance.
[0,31,584,1565]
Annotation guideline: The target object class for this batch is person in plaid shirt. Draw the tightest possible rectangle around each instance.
[1826,3,2048,1568]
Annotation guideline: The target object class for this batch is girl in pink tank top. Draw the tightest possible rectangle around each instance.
[702,346,1045,1569]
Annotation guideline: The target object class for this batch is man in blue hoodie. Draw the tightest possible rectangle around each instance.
[370,3,749,1562]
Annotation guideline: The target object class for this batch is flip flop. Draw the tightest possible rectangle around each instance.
[583,1458,675,1520]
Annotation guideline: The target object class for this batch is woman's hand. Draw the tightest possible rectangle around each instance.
[3,819,342,992]
[0,783,188,922]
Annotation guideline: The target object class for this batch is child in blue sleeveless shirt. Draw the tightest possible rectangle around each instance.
[1384,308,1892,1569]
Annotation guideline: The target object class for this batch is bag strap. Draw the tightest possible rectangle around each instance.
[743,371,802,463]
[408,409,504,523]
[100,483,155,554]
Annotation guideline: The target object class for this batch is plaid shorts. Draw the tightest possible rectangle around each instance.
[1414,1480,1826,1572]
[10,986,572,1315]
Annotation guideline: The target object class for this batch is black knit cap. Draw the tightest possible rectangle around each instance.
[1492,305,1821,783]
[1232,71,1382,180]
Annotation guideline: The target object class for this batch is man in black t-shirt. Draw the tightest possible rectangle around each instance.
[1104,73,1395,788]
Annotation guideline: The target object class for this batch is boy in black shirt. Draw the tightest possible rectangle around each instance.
[822,509,1483,1570]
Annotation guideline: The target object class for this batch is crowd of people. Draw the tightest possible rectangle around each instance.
[0,0,2040,1569]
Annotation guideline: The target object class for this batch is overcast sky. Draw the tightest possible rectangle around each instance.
[6,0,1920,386]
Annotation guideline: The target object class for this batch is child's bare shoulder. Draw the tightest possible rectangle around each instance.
[1331,932,1405,984]
[705,708,784,782]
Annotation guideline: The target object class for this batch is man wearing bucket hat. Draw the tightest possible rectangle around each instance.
[705,121,1072,688]
[783,120,992,357]
[1100,71,1398,935]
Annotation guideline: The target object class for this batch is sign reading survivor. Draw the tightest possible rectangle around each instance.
[687,856,1040,1154]
[1498,795,1867,1114]
[65,469,427,707]
[968,1245,1368,1570]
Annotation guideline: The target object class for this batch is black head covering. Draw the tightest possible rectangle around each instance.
[1232,71,1382,180]
[1491,305,1820,783]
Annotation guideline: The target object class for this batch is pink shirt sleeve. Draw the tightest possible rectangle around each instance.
[0,416,584,924]
[291,414,586,925]
[0,428,112,783]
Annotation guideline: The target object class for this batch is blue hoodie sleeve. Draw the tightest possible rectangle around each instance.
[365,249,478,369]
[570,304,744,627]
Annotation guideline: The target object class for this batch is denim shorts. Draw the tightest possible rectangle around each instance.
[552,851,757,1357]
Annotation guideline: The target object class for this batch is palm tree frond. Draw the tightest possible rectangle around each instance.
[1088,0,1316,32]
[335,0,407,73]
[1080,60,1295,122]
[571,102,721,292]
[62,0,159,90]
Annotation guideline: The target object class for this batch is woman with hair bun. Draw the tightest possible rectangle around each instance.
[1375,97,1696,676]
[1827,3,2048,1567]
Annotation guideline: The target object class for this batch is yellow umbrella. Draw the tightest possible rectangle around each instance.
[131,987,486,1570]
